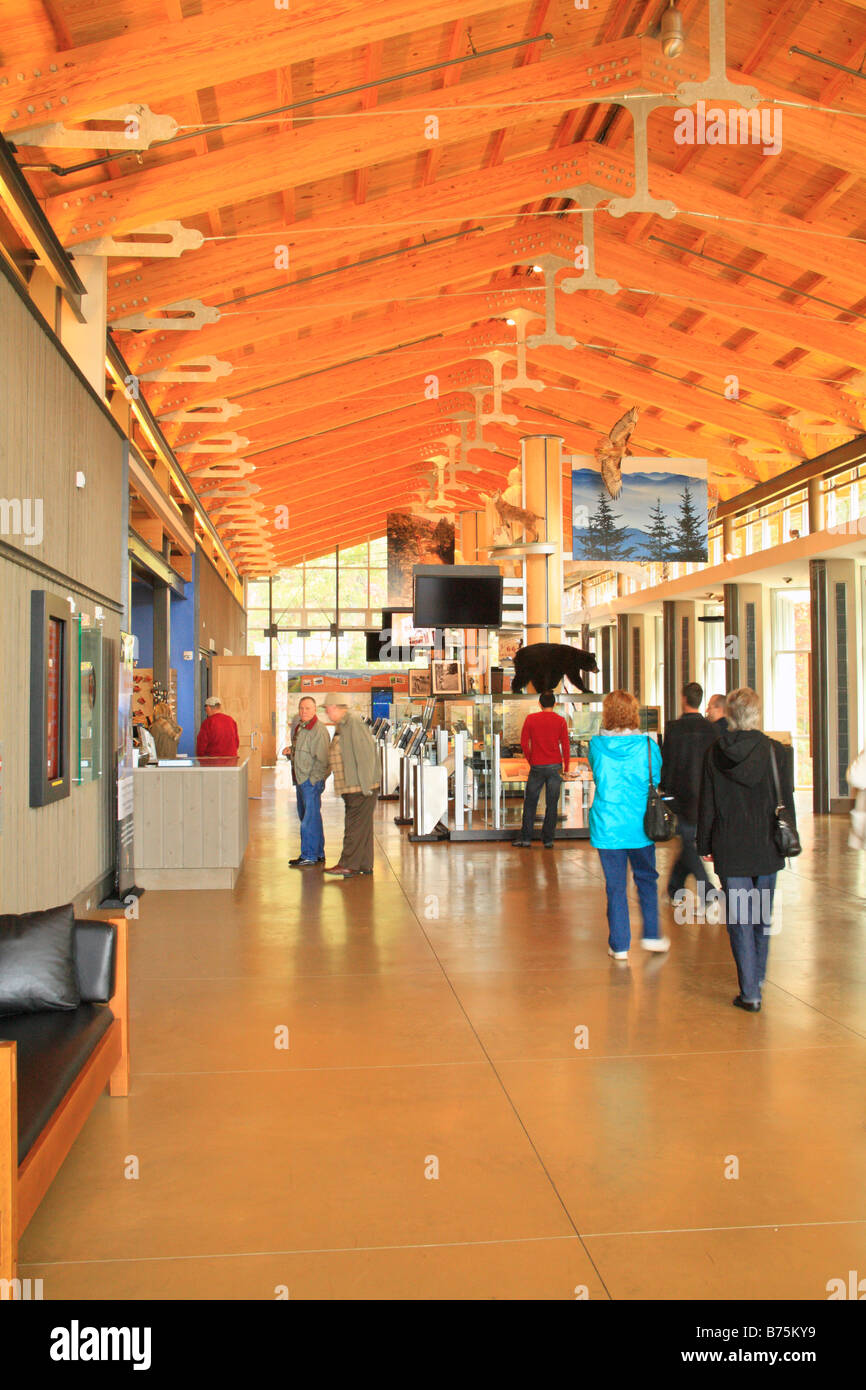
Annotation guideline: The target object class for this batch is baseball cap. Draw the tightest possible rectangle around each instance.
[204,695,222,706]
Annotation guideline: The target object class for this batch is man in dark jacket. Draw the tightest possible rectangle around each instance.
[707,693,729,731]
[696,688,797,1011]
[660,682,721,913]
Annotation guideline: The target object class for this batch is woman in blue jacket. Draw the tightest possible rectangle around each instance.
[588,690,670,960]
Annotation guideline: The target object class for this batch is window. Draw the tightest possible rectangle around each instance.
[772,589,812,790]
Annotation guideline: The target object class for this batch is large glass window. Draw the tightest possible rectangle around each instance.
[772,588,813,790]
[702,606,726,703]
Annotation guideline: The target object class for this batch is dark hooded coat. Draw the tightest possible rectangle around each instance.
[696,730,796,880]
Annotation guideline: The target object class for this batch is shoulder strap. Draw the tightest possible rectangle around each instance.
[647,734,653,785]
[768,741,783,808]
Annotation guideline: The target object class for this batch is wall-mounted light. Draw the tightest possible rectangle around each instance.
[75,471,86,488]
[660,0,685,58]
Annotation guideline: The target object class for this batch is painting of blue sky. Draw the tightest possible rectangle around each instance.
[571,456,708,566]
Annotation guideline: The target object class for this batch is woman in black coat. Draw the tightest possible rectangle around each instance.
[696,687,797,1013]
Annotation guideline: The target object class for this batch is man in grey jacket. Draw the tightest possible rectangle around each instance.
[323,701,380,877]
[283,697,331,867]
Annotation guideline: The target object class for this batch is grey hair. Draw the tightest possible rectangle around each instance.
[725,686,761,730]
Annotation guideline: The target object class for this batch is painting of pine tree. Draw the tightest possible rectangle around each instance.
[579,491,635,561]
[571,460,707,565]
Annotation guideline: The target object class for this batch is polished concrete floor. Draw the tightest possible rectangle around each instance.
[19,776,866,1300]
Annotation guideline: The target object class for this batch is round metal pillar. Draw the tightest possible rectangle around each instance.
[521,434,564,644]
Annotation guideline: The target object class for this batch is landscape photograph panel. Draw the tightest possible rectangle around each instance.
[571,456,709,566]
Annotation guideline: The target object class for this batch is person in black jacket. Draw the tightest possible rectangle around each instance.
[660,682,723,916]
[696,687,797,1012]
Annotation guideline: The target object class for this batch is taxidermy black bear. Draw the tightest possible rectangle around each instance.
[511,642,599,694]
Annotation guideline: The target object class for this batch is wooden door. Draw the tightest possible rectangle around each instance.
[260,669,277,766]
[213,655,264,797]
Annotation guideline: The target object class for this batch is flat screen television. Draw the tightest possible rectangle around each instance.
[413,565,503,629]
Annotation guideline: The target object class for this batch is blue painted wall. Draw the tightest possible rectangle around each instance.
[171,568,197,755]
[130,581,153,666]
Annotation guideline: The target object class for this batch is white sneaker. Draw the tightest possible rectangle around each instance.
[641,936,671,953]
[608,947,629,960]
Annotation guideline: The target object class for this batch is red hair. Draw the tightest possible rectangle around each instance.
[602,689,639,730]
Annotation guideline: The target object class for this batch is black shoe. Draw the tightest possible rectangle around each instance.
[732,995,761,1013]
[317,856,326,863]
[289,856,305,867]
[291,858,318,868]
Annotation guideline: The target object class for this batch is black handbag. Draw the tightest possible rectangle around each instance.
[643,736,676,842]
[769,743,802,858]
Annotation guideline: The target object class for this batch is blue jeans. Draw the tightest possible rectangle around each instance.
[597,845,659,953]
[722,874,776,1003]
[296,779,325,861]
[520,764,562,843]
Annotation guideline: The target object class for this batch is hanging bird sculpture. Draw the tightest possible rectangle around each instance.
[595,406,639,499]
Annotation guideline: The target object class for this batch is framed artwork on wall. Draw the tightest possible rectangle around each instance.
[431,659,463,696]
[30,590,71,807]
[408,668,432,698]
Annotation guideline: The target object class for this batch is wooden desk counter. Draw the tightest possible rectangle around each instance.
[132,756,249,890]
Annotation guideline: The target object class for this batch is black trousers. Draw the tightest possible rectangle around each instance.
[519,764,562,843]
[340,791,378,871]
[668,818,712,894]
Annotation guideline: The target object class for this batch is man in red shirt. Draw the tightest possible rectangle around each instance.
[513,692,570,849]
[196,696,240,757]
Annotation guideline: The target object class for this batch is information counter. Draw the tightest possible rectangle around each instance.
[133,755,249,889]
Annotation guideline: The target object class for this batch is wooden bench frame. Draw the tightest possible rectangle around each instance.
[0,916,128,1283]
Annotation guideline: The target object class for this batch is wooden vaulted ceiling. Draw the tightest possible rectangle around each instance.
[4,0,866,573]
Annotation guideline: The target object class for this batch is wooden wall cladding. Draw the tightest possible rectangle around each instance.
[0,273,126,606]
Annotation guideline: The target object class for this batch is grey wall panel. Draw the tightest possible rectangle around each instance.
[197,546,247,659]
[0,269,126,913]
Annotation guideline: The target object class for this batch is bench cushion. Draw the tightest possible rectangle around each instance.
[0,903,80,1016]
[2,1004,114,1163]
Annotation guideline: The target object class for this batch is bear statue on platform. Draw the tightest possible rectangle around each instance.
[511,642,599,695]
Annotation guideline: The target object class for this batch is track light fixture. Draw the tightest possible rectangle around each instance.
[660,0,685,58]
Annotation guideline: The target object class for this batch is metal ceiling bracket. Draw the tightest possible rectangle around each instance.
[140,355,233,383]
[501,308,546,393]
[558,185,621,295]
[185,457,256,479]
[600,102,679,220]
[14,103,178,151]
[519,254,577,350]
[177,431,250,454]
[158,399,243,425]
[196,478,262,500]
[71,221,205,258]
[110,297,220,331]
[472,351,519,426]
[674,0,761,107]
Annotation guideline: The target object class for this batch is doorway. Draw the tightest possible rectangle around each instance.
[772,589,813,790]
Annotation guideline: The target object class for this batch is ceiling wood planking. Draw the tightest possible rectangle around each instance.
[46,40,658,243]
[2,0,519,131]
[6,0,866,569]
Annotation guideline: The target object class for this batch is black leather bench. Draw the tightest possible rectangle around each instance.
[1,917,128,1285]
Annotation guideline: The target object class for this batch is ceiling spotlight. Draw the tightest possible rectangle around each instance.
[660,0,685,58]
[532,264,543,273]
[506,317,516,326]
